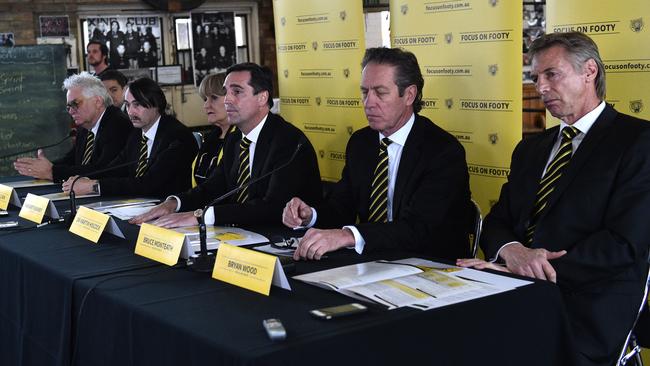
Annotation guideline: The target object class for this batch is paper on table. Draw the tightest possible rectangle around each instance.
[174,226,269,259]
[3,179,57,189]
[107,204,158,220]
[42,191,99,201]
[293,261,422,290]
[82,198,160,212]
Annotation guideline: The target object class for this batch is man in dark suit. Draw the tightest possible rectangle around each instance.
[129,62,321,227]
[62,77,197,199]
[458,32,650,366]
[14,72,132,183]
[283,47,471,261]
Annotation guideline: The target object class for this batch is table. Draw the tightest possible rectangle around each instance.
[0,190,577,366]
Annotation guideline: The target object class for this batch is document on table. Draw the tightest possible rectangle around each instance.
[81,198,160,219]
[173,226,269,259]
[42,191,99,201]
[3,179,57,188]
[294,258,532,310]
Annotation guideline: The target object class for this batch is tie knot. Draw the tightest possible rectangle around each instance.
[87,131,94,138]
[561,126,579,141]
[141,134,148,143]
[380,137,392,149]
[240,137,252,149]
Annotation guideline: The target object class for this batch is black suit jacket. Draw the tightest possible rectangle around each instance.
[52,106,132,182]
[85,115,197,199]
[177,113,322,226]
[315,114,471,260]
[481,104,650,365]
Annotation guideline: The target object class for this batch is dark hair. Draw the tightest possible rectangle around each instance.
[226,62,274,108]
[87,40,109,65]
[127,78,167,115]
[99,69,128,87]
[528,31,606,99]
[361,47,424,113]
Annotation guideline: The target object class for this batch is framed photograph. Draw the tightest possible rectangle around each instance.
[37,36,78,68]
[80,16,164,71]
[155,65,183,85]
[40,16,70,37]
[190,12,236,86]
[0,33,15,47]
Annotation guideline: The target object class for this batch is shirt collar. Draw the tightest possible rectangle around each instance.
[90,107,107,135]
[143,115,161,141]
[241,114,268,144]
[380,113,415,146]
[559,101,605,136]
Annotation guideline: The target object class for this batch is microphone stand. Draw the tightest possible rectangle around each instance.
[0,133,73,160]
[190,141,304,272]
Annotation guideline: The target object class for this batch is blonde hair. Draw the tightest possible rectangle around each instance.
[198,73,226,100]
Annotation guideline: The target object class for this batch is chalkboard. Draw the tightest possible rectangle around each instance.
[0,45,72,177]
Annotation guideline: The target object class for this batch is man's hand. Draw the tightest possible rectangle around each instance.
[456,258,511,274]
[129,199,177,224]
[150,212,198,228]
[282,197,313,228]
[62,176,97,195]
[14,149,54,180]
[293,228,355,261]
[499,243,566,283]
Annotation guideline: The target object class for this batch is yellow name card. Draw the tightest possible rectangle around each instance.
[0,184,15,210]
[213,244,291,296]
[69,206,110,243]
[135,223,185,266]
[19,193,51,223]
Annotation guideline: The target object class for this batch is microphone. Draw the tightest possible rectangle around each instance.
[0,131,74,160]
[191,140,305,272]
[67,139,184,225]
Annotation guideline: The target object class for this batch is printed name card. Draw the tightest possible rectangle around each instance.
[69,206,125,243]
[0,184,21,210]
[19,193,59,224]
[212,243,291,296]
[134,223,184,266]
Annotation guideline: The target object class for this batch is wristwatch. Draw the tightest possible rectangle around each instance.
[91,182,100,194]
[193,208,203,218]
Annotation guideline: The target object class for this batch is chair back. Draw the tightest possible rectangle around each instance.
[618,268,650,365]
[469,199,483,258]
[192,131,203,149]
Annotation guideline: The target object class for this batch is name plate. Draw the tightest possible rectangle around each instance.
[69,206,125,243]
[0,184,21,210]
[135,223,184,266]
[212,243,291,296]
[19,193,59,224]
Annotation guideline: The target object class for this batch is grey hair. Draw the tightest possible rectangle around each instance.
[528,31,606,99]
[62,71,113,107]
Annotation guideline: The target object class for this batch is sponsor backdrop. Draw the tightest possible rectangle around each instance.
[389,0,522,213]
[273,0,366,181]
[546,1,650,125]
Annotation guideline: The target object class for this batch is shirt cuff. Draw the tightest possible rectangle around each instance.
[294,208,318,230]
[167,195,181,212]
[343,225,365,254]
[204,206,215,226]
[490,241,521,262]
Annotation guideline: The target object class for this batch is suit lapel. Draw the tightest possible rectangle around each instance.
[148,116,165,163]
[539,105,616,218]
[251,115,275,180]
[519,128,558,220]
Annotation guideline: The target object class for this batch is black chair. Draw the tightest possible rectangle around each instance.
[618,272,650,365]
[469,199,483,258]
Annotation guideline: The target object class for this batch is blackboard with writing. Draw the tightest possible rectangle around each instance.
[0,45,72,177]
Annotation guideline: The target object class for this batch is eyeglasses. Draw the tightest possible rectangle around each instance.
[270,237,300,250]
[65,98,85,112]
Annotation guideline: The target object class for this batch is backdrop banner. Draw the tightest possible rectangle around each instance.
[389,0,522,213]
[273,0,366,181]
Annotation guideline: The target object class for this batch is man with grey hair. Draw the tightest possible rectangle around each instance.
[14,72,132,182]
[458,32,650,365]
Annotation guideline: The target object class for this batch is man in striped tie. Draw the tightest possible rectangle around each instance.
[458,32,650,366]
[283,47,471,261]
[13,72,132,182]
[62,77,197,198]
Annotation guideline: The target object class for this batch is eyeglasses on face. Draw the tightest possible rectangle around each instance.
[65,98,85,112]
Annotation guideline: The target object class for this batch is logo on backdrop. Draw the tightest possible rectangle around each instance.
[312,41,318,51]
[343,68,350,78]
[280,17,286,27]
[630,100,644,114]
[445,98,454,109]
[315,96,322,106]
[489,133,499,145]
[347,126,353,135]
[630,18,644,33]
[401,4,408,15]
[319,150,325,159]
[445,33,453,44]
[489,0,498,7]
[488,64,498,76]
[283,69,289,78]
[340,11,347,21]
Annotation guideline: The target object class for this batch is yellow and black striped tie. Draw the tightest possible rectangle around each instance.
[81,131,94,165]
[525,126,579,244]
[235,137,252,203]
[135,135,148,178]
[368,138,392,223]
